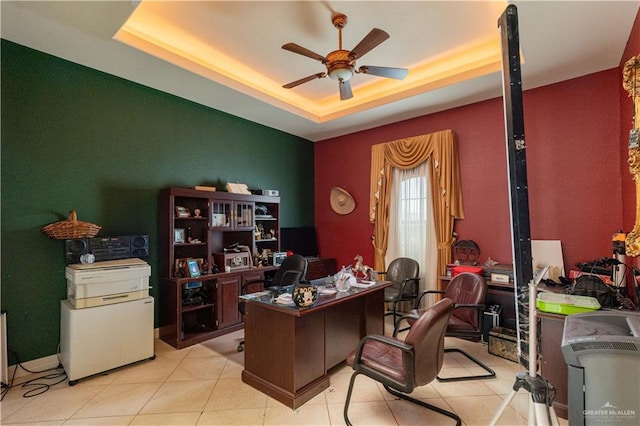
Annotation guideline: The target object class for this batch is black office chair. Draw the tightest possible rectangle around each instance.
[400,272,496,382]
[237,254,308,351]
[379,257,421,329]
[343,298,460,426]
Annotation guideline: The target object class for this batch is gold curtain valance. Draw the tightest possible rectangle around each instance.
[369,129,464,287]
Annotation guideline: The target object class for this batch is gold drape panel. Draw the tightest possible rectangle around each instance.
[369,129,464,289]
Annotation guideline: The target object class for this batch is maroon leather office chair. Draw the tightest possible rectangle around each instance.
[401,272,496,382]
[343,298,461,426]
[380,257,421,329]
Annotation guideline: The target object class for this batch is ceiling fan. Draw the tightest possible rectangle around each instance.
[281,13,408,100]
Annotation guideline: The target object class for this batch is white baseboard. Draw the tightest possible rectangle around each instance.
[9,328,160,380]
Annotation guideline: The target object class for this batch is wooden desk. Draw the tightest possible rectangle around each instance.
[241,281,391,409]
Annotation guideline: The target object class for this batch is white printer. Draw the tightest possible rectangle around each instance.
[65,258,151,308]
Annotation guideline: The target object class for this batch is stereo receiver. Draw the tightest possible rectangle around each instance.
[65,235,149,264]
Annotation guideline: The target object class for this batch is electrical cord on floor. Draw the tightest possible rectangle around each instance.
[18,367,67,398]
[0,345,68,400]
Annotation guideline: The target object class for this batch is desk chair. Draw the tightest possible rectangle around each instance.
[343,298,460,426]
[401,272,496,382]
[237,254,308,351]
[379,257,421,329]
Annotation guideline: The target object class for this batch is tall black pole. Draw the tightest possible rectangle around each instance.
[498,4,533,370]
[492,8,557,424]
[498,5,533,292]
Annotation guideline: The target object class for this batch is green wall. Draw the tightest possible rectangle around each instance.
[1,40,315,362]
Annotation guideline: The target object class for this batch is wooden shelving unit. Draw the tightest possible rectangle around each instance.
[158,186,280,348]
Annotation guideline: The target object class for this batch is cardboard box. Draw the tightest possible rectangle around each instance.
[488,327,518,363]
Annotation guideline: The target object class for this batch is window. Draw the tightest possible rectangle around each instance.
[386,161,437,295]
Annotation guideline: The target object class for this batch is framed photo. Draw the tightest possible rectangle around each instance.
[187,259,201,278]
[174,228,185,243]
[175,206,190,218]
[174,258,189,277]
[175,257,204,277]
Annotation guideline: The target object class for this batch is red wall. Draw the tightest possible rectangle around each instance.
[315,69,624,273]
[316,8,639,274]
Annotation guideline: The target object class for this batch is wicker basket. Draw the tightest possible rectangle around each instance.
[41,210,101,239]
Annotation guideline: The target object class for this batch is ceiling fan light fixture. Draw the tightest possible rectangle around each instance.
[328,67,354,82]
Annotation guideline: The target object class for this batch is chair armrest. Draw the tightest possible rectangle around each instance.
[353,334,413,365]
[415,290,445,307]
[452,303,486,331]
[241,278,266,294]
[453,303,485,310]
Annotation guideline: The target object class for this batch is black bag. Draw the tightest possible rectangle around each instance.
[571,275,619,309]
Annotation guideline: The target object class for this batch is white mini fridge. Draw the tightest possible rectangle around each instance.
[60,296,155,384]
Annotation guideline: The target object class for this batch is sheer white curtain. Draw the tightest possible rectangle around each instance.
[385,160,438,305]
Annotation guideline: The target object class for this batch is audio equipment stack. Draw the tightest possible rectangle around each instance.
[65,235,149,264]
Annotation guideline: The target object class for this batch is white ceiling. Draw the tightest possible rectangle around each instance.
[2,1,639,142]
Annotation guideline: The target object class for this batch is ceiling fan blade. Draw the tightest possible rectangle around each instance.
[358,65,408,80]
[339,80,353,100]
[282,43,327,63]
[283,72,327,89]
[349,28,390,60]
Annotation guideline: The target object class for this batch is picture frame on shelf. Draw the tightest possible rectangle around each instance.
[176,257,204,277]
[174,228,185,243]
[175,206,190,218]
[174,257,188,277]
[187,259,201,278]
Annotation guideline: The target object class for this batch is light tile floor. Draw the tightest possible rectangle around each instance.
[1,320,568,426]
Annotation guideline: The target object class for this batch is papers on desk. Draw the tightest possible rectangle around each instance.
[318,287,337,295]
[351,280,376,288]
[239,291,271,300]
[274,293,294,305]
